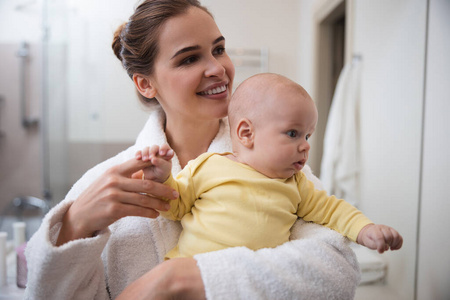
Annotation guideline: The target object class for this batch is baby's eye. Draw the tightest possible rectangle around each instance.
[306,134,311,141]
[286,130,298,138]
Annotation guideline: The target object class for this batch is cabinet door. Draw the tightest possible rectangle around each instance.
[417,0,450,299]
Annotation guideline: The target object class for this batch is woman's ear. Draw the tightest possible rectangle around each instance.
[133,74,157,99]
[236,118,254,148]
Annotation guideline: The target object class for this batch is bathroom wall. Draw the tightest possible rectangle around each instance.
[298,0,450,299]
[1,0,313,208]
[203,0,302,82]
[416,0,450,298]
[352,1,425,298]
[0,43,43,213]
[62,0,147,184]
[64,0,309,185]
[66,0,303,144]
[0,0,44,212]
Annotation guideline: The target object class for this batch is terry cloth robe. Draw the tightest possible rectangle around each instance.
[25,105,360,300]
[321,57,362,207]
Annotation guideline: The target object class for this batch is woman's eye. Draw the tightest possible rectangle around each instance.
[287,130,297,138]
[180,56,198,65]
[213,46,225,56]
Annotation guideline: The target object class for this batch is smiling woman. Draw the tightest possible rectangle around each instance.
[129,5,234,167]
[1,0,446,299]
[23,0,361,299]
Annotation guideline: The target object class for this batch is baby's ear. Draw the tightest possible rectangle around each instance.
[236,118,254,148]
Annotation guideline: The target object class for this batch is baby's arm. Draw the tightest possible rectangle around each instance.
[135,144,173,183]
[135,144,196,221]
[356,224,403,253]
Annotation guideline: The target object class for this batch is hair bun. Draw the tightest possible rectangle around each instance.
[112,22,127,62]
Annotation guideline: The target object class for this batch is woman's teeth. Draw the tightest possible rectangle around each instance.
[199,85,226,95]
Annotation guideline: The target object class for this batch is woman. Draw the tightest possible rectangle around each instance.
[25,1,360,299]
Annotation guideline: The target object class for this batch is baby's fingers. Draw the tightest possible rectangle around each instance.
[138,146,152,161]
[147,145,160,160]
[365,226,388,253]
[159,144,174,160]
[388,228,403,250]
[374,231,387,253]
[379,226,403,252]
[135,150,143,160]
[381,226,394,249]
[151,156,171,168]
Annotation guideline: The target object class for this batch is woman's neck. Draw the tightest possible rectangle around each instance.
[165,117,220,168]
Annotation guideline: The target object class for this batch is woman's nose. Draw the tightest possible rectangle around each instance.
[204,56,226,78]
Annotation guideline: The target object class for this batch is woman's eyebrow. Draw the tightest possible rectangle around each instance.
[171,45,200,59]
[171,36,225,60]
[213,36,225,45]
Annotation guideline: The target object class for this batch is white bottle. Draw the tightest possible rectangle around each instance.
[0,232,7,287]
[12,223,26,249]
[13,222,27,289]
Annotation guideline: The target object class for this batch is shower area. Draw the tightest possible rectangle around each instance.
[0,0,271,239]
[0,0,269,294]
[0,0,149,266]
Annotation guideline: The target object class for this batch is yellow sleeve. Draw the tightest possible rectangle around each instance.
[158,163,197,221]
[295,173,373,242]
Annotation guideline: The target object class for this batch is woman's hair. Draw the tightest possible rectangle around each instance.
[112,0,212,105]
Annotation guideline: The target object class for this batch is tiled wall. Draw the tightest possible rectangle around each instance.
[66,142,131,193]
[0,43,131,212]
[0,43,43,213]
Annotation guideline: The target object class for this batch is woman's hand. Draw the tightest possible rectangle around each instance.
[116,258,206,300]
[56,157,178,246]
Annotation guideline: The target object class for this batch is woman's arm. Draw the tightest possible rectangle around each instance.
[117,166,359,299]
[25,200,112,300]
[116,258,206,300]
[57,157,174,245]
[195,220,360,299]
[25,154,177,299]
[118,220,360,300]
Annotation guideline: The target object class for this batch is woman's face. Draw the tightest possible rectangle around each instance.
[150,7,235,123]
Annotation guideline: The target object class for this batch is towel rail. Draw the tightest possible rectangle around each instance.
[0,95,4,138]
[16,42,39,128]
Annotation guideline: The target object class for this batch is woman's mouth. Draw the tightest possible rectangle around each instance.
[197,84,227,96]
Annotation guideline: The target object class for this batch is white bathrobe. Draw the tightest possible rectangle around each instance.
[25,106,360,300]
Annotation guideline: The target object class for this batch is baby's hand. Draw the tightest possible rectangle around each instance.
[135,144,174,183]
[356,224,403,253]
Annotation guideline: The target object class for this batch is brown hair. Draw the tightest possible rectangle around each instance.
[112,0,212,105]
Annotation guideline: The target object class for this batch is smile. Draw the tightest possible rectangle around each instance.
[198,85,227,95]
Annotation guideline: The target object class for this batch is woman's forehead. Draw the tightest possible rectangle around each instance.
[157,7,222,57]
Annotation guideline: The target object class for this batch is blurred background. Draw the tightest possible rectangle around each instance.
[0,0,449,299]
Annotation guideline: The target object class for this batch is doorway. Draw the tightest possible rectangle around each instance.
[309,0,348,176]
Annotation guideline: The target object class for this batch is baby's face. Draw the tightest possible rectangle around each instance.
[249,91,317,179]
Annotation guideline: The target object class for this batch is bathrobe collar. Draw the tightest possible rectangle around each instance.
[135,106,232,175]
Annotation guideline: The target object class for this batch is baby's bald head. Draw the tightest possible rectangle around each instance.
[228,73,312,135]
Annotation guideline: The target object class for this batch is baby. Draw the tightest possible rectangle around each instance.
[136,73,403,259]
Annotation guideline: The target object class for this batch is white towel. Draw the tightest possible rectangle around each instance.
[321,57,362,206]
[197,219,360,299]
